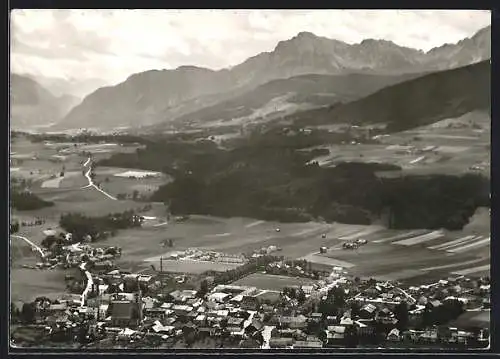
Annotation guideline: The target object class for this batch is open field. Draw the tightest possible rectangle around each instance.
[309,111,490,177]
[93,166,172,199]
[10,267,70,303]
[449,310,490,328]
[10,134,490,301]
[232,273,317,290]
[10,236,38,266]
[310,223,490,284]
[144,259,242,274]
[86,211,490,285]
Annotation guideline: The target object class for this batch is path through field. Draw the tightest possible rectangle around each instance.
[11,234,45,257]
[82,158,117,200]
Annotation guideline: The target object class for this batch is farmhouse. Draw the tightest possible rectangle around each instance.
[387,328,401,341]
[294,340,323,349]
[110,300,142,328]
[269,337,293,348]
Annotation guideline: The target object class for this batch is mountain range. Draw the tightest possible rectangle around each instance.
[10,74,81,130]
[288,60,490,132]
[12,25,491,131]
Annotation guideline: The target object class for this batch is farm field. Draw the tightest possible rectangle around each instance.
[310,110,490,177]
[144,259,242,274]
[89,211,490,286]
[449,310,491,328]
[93,166,172,199]
[10,133,490,303]
[10,267,71,303]
[9,136,169,301]
[232,273,317,291]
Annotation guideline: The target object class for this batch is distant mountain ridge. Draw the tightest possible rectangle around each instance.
[29,75,109,99]
[154,71,429,131]
[288,60,490,132]
[10,74,80,130]
[54,25,490,130]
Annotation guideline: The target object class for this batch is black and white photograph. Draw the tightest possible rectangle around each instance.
[9,9,491,351]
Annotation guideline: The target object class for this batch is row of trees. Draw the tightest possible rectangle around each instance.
[10,190,54,211]
[59,210,143,242]
[94,129,488,230]
[203,255,282,286]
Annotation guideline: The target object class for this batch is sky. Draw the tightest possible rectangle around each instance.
[11,9,491,87]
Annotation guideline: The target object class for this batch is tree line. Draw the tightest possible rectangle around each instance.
[58,210,143,243]
[96,129,488,230]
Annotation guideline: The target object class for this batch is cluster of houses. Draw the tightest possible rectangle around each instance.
[29,240,121,272]
[12,260,490,350]
[251,245,282,257]
[12,238,490,350]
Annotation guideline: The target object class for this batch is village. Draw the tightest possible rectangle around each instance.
[10,227,491,350]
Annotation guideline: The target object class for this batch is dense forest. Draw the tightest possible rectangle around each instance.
[58,211,143,242]
[10,179,54,212]
[95,129,488,230]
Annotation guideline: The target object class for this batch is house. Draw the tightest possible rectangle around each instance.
[110,300,141,328]
[324,326,346,346]
[325,316,337,324]
[98,304,110,319]
[417,296,428,306]
[429,300,442,309]
[209,292,231,303]
[216,309,229,318]
[358,326,376,339]
[151,320,175,334]
[198,326,217,337]
[180,289,198,299]
[387,328,401,341]
[239,337,261,348]
[194,314,206,325]
[171,305,193,316]
[227,317,245,328]
[144,307,167,319]
[269,337,293,348]
[47,303,67,314]
[419,328,438,343]
[241,295,259,310]
[301,285,314,295]
[360,304,377,319]
[278,315,308,329]
[293,340,323,349]
[92,260,114,272]
[261,304,275,313]
[245,319,264,336]
[376,307,396,324]
[310,313,323,321]
[482,298,491,309]
[339,317,354,326]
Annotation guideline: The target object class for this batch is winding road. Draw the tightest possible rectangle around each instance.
[11,234,45,258]
[79,261,94,307]
[81,157,117,200]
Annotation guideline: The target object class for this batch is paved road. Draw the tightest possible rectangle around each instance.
[81,158,117,200]
[79,261,94,307]
[11,234,45,258]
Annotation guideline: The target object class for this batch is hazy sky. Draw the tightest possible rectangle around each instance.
[11,9,491,86]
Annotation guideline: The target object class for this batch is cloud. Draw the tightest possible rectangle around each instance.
[10,9,491,87]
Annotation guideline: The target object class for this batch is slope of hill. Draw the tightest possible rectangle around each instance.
[32,75,109,99]
[10,74,80,130]
[56,26,490,131]
[289,60,490,132]
[156,72,428,130]
[56,66,241,130]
